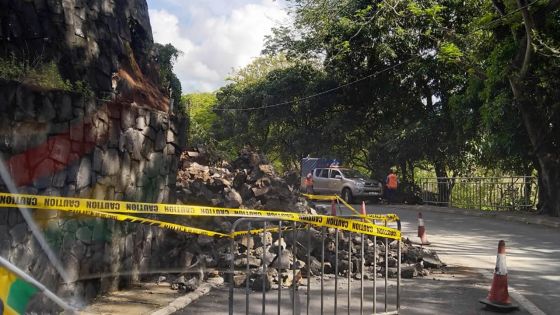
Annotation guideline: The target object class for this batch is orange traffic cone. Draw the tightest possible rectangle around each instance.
[331,199,337,216]
[417,212,430,245]
[361,201,367,216]
[479,240,519,310]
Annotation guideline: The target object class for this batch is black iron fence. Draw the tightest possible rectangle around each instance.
[416,176,538,211]
[228,217,402,315]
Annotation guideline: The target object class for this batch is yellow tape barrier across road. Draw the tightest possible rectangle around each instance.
[301,193,400,222]
[0,193,401,240]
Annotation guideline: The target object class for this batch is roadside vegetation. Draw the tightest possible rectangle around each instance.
[0,55,93,96]
[184,0,560,216]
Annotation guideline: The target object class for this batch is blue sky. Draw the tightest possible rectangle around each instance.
[146,0,289,93]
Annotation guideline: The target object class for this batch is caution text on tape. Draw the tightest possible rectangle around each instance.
[0,193,401,240]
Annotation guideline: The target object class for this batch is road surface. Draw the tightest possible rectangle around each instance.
[174,203,559,314]
[347,202,559,315]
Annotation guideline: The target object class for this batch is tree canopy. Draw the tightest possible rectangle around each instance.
[203,0,560,216]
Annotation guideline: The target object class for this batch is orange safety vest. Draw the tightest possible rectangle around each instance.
[386,174,398,189]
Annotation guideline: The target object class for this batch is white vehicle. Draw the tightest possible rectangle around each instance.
[311,167,383,203]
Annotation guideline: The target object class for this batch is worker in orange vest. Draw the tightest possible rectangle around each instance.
[304,173,314,194]
[385,169,398,204]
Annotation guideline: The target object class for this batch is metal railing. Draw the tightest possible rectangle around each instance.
[416,176,538,211]
[228,217,401,315]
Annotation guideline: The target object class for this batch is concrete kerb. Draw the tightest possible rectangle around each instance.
[403,205,560,229]
[150,277,224,315]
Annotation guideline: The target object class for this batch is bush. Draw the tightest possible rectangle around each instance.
[0,55,92,96]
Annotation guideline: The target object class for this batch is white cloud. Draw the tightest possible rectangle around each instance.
[149,0,288,93]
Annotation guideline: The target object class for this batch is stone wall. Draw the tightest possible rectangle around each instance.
[0,81,186,311]
[0,0,188,310]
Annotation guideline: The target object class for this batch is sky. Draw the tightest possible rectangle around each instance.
[147,0,290,93]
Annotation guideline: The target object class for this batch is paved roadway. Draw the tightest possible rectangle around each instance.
[175,203,558,314]
[351,202,559,315]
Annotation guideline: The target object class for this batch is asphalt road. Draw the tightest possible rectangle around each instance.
[344,202,559,315]
[175,202,559,314]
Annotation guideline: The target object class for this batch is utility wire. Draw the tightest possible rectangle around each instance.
[214,0,541,112]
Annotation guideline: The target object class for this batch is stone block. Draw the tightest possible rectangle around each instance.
[50,137,71,164]
[76,226,93,244]
[52,169,67,188]
[121,109,135,130]
[141,137,154,159]
[93,147,103,172]
[37,97,56,122]
[101,149,120,176]
[9,223,28,244]
[121,128,143,160]
[16,86,35,119]
[108,119,120,148]
[58,94,73,121]
[69,118,84,141]
[28,145,49,167]
[142,125,156,140]
[136,116,146,130]
[33,159,55,189]
[154,130,165,151]
[76,157,92,189]
[166,129,175,143]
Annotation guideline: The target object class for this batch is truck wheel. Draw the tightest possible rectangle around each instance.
[342,188,353,204]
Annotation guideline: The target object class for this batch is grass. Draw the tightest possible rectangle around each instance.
[0,55,93,97]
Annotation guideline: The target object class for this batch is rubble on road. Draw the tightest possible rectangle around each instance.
[176,146,304,212]
[161,147,446,295]
[228,228,447,291]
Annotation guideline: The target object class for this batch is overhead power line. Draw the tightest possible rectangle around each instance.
[214,0,541,112]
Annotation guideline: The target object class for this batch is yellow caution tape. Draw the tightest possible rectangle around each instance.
[69,208,230,237]
[301,194,337,201]
[0,193,401,240]
[302,193,400,222]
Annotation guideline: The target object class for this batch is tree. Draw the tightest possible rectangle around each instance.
[154,43,183,111]
[183,93,218,146]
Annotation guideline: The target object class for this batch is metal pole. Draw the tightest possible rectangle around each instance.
[335,228,339,315]
[246,222,252,315]
[360,233,364,315]
[306,225,311,315]
[292,221,297,315]
[0,255,76,312]
[278,221,282,315]
[229,223,236,315]
[373,235,377,314]
[320,226,325,315]
[348,232,351,315]
[262,221,267,315]
[397,220,401,312]
[384,221,388,313]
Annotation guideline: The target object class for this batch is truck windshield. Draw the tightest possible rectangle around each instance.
[341,169,367,178]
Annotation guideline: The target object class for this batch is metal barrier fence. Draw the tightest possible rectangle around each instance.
[416,176,538,211]
[228,217,402,315]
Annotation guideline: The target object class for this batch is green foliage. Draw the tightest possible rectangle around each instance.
[182,92,218,146]
[154,43,183,111]
[210,0,559,216]
[0,55,95,97]
[0,56,72,91]
[438,42,463,63]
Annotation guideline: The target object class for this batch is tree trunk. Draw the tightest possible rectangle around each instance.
[536,157,560,216]
[510,79,560,217]
[506,0,560,217]
[434,160,450,205]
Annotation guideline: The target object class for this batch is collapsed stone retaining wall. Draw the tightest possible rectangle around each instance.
[0,81,186,311]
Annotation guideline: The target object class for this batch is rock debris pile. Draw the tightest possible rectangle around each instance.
[176,147,304,212]
[229,227,446,291]
[162,147,445,294]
